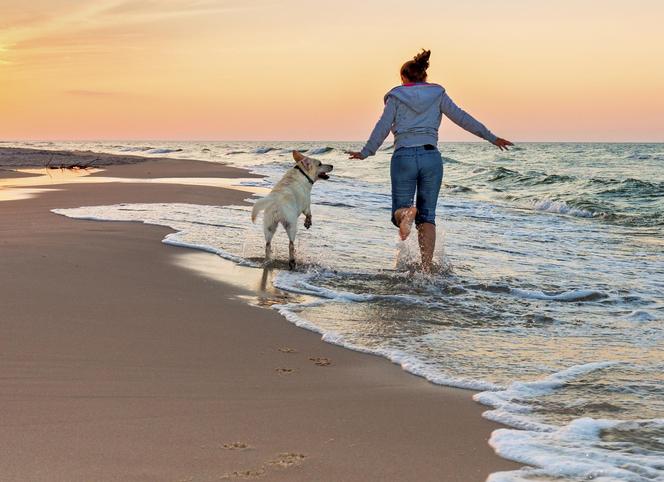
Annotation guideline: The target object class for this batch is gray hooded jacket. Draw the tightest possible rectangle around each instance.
[360,83,497,158]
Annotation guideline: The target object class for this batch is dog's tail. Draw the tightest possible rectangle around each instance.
[251,196,271,223]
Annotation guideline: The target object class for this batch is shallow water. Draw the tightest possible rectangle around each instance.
[10,139,663,481]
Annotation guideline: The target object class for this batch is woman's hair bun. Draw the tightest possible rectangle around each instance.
[413,49,431,69]
[400,48,431,82]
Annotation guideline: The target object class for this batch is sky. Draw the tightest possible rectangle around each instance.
[1,0,663,141]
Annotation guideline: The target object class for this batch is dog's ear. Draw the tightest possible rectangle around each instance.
[293,150,312,170]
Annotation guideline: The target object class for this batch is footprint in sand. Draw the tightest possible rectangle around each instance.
[278,347,297,353]
[269,452,306,468]
[222,442,251,450]
[309,357,332,367]
[275,368,295,375]
[221,468,266,480]
[221,453,307,479]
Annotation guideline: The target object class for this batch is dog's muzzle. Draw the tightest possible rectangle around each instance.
[318,164,333,180]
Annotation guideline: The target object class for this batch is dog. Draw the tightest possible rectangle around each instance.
[251,150,333,269]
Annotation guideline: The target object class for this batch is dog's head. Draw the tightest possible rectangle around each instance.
[293,150,333,181]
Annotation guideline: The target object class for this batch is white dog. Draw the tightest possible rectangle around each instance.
[251,150,333,269]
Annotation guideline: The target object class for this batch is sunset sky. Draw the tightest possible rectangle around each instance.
[1,0,663,141]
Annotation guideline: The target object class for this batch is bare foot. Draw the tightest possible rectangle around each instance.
[396,207,417,241]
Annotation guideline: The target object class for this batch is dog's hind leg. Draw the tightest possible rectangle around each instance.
[283,221,298,270]
[264,221,277,263]
[288,241,295,270]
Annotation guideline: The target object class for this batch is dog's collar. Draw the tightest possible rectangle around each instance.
[294,164,314,185]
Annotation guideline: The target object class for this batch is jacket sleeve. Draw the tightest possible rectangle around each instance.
[440,92,497,144]
[360,97,397,158]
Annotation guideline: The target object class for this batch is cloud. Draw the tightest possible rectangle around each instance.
[100,0,261,18]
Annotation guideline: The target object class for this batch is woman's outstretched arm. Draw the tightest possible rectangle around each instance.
[441,92,513,150]
[349,98,397,159]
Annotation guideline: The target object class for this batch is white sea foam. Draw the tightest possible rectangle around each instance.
[472,362,664,481]
[146,148,183,154]
[474,361,621,426]
[118,146,152,152]
[274,270,374,301]
[307,146,334,155]
[510,287,607,302]
[274,270,450,307]
[488,418,664,482]
[252,146,277,154]
[162,232,260,267]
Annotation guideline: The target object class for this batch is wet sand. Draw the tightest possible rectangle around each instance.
[0,150,519,481]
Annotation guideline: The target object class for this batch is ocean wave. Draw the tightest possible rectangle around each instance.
[510,288,608,302]
[146,148,183,154]
[627,153,655,160]
[466,283,608,303]
[316,200,357,208]
[599,178,664,198]
[528,198,598,218]
[626,310,659,322]
[475,361,621,430]
[307,146,334,155]
[487,166,521,182]
[274,270,458,307]
[474,166,663,205]
[252,146,278,154]
[118,146,154,152]
[443,183,473,193]
[523,195,663,227]
[441,156,461,164]
[483,167,579,188]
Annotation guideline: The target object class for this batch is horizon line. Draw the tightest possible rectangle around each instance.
[3,139,664,144]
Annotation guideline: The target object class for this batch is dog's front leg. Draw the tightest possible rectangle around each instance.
[303,207,312,230]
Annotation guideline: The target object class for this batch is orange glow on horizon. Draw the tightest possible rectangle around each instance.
[1,0,663,142]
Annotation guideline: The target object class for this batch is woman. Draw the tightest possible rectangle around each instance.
[348,49,513,272]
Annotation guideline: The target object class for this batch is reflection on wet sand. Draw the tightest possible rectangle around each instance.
[0,167,267,202]
[171,251,307,308]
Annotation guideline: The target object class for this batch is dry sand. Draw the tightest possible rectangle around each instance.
[0,150,520,481]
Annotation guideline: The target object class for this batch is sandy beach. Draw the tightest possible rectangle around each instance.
[0,148,518,481]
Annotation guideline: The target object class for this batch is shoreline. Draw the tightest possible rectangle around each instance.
[0,149,520,480]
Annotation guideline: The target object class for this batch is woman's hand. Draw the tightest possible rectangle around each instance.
[347,151,366,160]
[493,138,514,151]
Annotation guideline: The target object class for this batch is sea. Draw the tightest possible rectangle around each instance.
[6,140,664,481]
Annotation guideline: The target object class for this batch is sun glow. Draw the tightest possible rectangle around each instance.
[1,0,663,141]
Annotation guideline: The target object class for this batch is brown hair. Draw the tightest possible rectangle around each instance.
[400,49,431,83]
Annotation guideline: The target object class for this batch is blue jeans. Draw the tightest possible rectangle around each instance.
[390,146,444,226]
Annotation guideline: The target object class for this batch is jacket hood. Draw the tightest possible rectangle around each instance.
[385,83,445,114]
